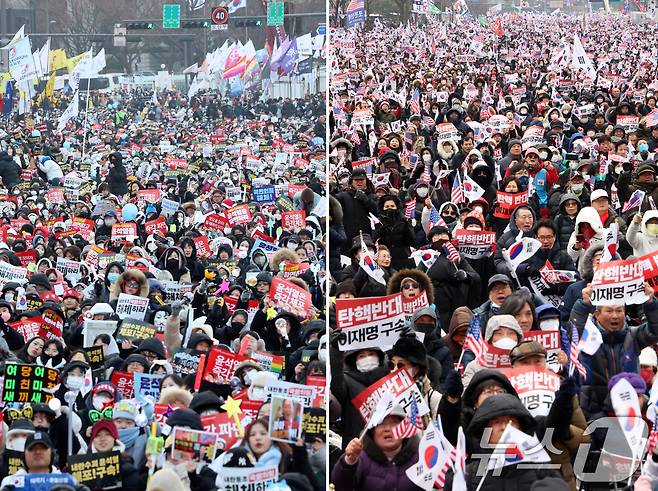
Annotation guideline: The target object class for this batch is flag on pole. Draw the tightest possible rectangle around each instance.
[569,323,587,379]
[443,242,461,263]
[622,189,646,213]
[504,238,542,270]
[390,397,423,439]
[80,366,93,396]
[405,199,417,219]
[579,315,603,355]
[572,34,597,80]
[152,90,159,106]
[451,172,464,204]
[428,205,447,231]
[5,25,24,47]
[406,419,456,490]
[464,316,485,360]
[600,223,618,263]
[359,233,386,285]
[452,427,468,491]
[410,248,440,269]
[409,88,421,114]
[57,92,79,132]
[488,424,551,470]
[463,175,486,202]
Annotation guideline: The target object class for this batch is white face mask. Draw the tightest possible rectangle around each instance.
[417,187,428,198]
[200,409,219,417]
[250,387,266,401]
[492,337,517,350]
[318,348,327,363]
[422,154,432,163]
[540,319,560,331]
[8,437,26,452]
[66,375,84,391]
[572,183,583,193]
[356,355,379,372]
[243,369,256,386]
[93,395,111,411]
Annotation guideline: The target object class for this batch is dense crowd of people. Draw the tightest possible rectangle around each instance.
[328,10,658,491]
[0,80,327,491]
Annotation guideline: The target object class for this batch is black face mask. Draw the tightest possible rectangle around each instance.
[167,258,179,269]
[414,322,436,334]
[231,321,245,331]
[442,215,456,224]
[431,240,445,250]
[382,209,398,219]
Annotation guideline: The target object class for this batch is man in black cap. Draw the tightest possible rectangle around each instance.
[335,168,378,254]
[473,274,514,333]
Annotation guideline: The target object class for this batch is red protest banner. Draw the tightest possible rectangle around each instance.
[493,191,529,219]
[306,376,326,408]
[46,188,65,204]
[137,189,161,204]
[287,184,307,197]
[224,296,237,315]
[110,370,134,399]
[638,251,658,292]
[193,236,212,258]
[14,251,37,268]
[201,412,248,451]
[204,213,228,231]
[281,262,311,279]
[71,217,95,234]
[226,205,252,226]
[8,317,43,342]
[591,258,647,306]
[281,210,306,230]
[111,223,138,241]
[502,367,561,417]
[479,342,512,368]
[269,277,312,316]
[251,229,275,243]
[145,217,167,235]
[203,348,251,383]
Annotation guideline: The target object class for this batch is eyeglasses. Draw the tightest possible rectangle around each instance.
[480,386,507,397]
[401,282,419,290]
[125,280,140,288]
[442,210,457,217]
[388,361,410,371]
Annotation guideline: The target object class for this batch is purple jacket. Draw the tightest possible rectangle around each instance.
[330,434,422,491]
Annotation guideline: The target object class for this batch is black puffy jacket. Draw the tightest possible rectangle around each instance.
[0,152,20,189]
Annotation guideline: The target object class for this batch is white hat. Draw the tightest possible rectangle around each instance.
[590,189,609,202]
[640,347,658,367]
[89,303,114,316]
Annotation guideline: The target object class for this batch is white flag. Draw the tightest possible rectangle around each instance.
[183,62,199,74]
[92,48,106,74]
[366,391,396,431]
[151,90,158,106]
[579,315,603,355]
[6,25,25,47]
[600,223,618,263]
[227,0,246,13]
[488,424,551,470]
[359,234,386,285]
[453,427,468,491]
[610,378,645,452]
[503,238,542,271]
[69,48,93,91]
[464,174,486,202]
[57,92,79,132]
[406,421,455,490]
[188,75,200,98]
[572,34,596,80]
[80,366,93,396]
[8,37,38,84]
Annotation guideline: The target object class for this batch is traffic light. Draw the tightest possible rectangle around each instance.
[182,20,210,28]
[126,22,155,29]
[233,19,264,27]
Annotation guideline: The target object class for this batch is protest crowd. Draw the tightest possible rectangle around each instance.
[328,6,658,491]
[0,29,328,491]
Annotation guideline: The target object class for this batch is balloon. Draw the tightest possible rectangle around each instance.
[122,203,138,222]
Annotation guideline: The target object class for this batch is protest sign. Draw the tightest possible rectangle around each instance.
[269,396,304,443]
[521,125,544,147]
[83,345,105,370]
[115,293,149,320]
[0,262,28,287]
[523,329,562,367]
[116,318,156,344]
[145,217,167,235]
[2,363,58,403]
[250,351,284,375]
[171,350,201,376]
[226,204,252,225]
[281,261,311,278]
[436,122,460,141]
[265,380,316,407]
[204,348,250,382]
[193,236,212,258]
[637,250,658,293]
[591,259,648,306]
[220,465,278,491]
[7,473,77,491]
[68,451,121,490]
[110,370,134,399]
[493,191,529,219]
[306,376,326,408]
[110,223,138,241]
[617,115,639,132]
[55,257,82,283]
[137,189,161,204]
[302,407,326,441]
[281,210,306,230]
[160,198,179,217]
[351,369,430,422]
[162,281,193,303]
[204,213,228,231]
[201,412,252,451]
[38,309,64,340]
[503,367,561,417]
[83,320,117,347]
[8,317,43,343]
[335,293,405,351]
[478,342,512,369]
[133,372,163,402]
[252,185,277,203]
[252,238,279,258]
[401,291,429,325]
[171,428,219,463]
[4,450,23,476]
[454,230,496,259]
[14,251,36,268]
[270,277,313,317]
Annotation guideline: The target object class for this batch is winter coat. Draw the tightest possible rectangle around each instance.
[515,241,577,295]
[0,152,20,189]
[180,237,206,282]
[442,306,473,361]
[157,247,192,282]
[567,206,605,265]
[107,153,128,195]
[331,433,422,491]
[372,197,416,271]
[329,196,348,274]
[616,170,658,213]
[558,244,607,325]
[250,311,304,355]
[422,330,454,384]
[353,266,391,297]
[570,297,658,420]
[37,157,63,182]
[626,210,658,257]
[494,206,537,274]
[335,188,378,254]
[554,193,581,251]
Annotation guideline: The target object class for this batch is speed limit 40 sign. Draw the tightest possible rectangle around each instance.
[211,6,229,30]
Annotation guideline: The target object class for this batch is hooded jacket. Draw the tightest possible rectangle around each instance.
[109,268,149,302]
[107,152,128,195]
[158,246,191,282]
[554,193,582,251]
[442,306,473,361]
[0,152,21,189]
[372,195,416,271]
[567,206,605,265]
[626,210,658,257]
[180,237,205,282]
[494,205,538,274]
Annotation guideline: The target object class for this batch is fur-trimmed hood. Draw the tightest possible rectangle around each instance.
[386,268,434,302]
[271,248,300,272]
[436,139,458,161]
[109,268,149,301]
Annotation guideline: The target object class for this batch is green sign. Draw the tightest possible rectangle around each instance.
[163,4,181,29]
[267,1,285,26]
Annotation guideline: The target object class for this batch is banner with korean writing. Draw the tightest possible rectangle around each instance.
[83,345,105,370]
[3,363,58,403]
[137,189,161,204]
[201,412,252,451]
[401,291,429,325]
[204,348,250,383]
[116,319,156,344]
[133,372,163,402]
[171,350,201,376]
[591,259,648,306]
[523,330,561,367]
[479,342,512,368]
[110,370,134,399]
[252,185,276,203]
[335,293,405,351]
[14,251,36,268]
[281,210,306,230]
[638,250,658,293]
[454,230,496,259]
[265,380,317,407]
[250,351,284,375]
[269,277,313,317]
[162,281,193,303]
[617,115,639,132]
[493,191,529,219]
[56,257,82,284]
[39,308,64,340]
[436,122,460,141]
[193,236,212,258]
[0,262,28,287]
[281,261,311,279]
[351,369,430,422]
[145,217,167,235]
[221,465,278,491]
[302,407,326,442]
[306,376,326,408]
[111,223,138,241]
[503,367,561,417]
[68,451,121,490]
[227,204,252,226]
[171,428,219,463]
[8,317,43,342]
[204,213,228,231]
[115,294,149,320]
[521,125,544,146]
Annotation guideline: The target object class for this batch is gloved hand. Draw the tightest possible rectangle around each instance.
[171,301,183,317]
[525,265,540,277]
[454,270,468,281]
[541,285,558,296]
[197,279,207,295]
[399,326,416,338]
[557,376,578,399]
[329,329,346,348]
[441,370,463,399]
[354,190,367,201]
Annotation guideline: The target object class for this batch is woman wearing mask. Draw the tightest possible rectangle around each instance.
[158,247,191,282]
[88,420,141,488]
[373,195,416,271]
[94,262,125,303]
[109,268,149,306]
[80,382,121,437]
[627,211,658,257]
[111,400,148,469]
[180,237,205,282]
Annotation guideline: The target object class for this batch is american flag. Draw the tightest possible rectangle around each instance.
[570,323,587,379]
[405,198,417,219]
[647,109,658,128]
[622,189,646,213]
[420,162,431,182]
[390,397,423,439]
[346,0,364,13]
[409,88,421,115]
[422,116,436,128]
[443,241,461,263]
[451,172,464,204]
[349,130,361,145]
[428,205,447,230]
[464,316,485,361]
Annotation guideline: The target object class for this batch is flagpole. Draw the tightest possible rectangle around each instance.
[81,46,94,160]
[475,467,488,491]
